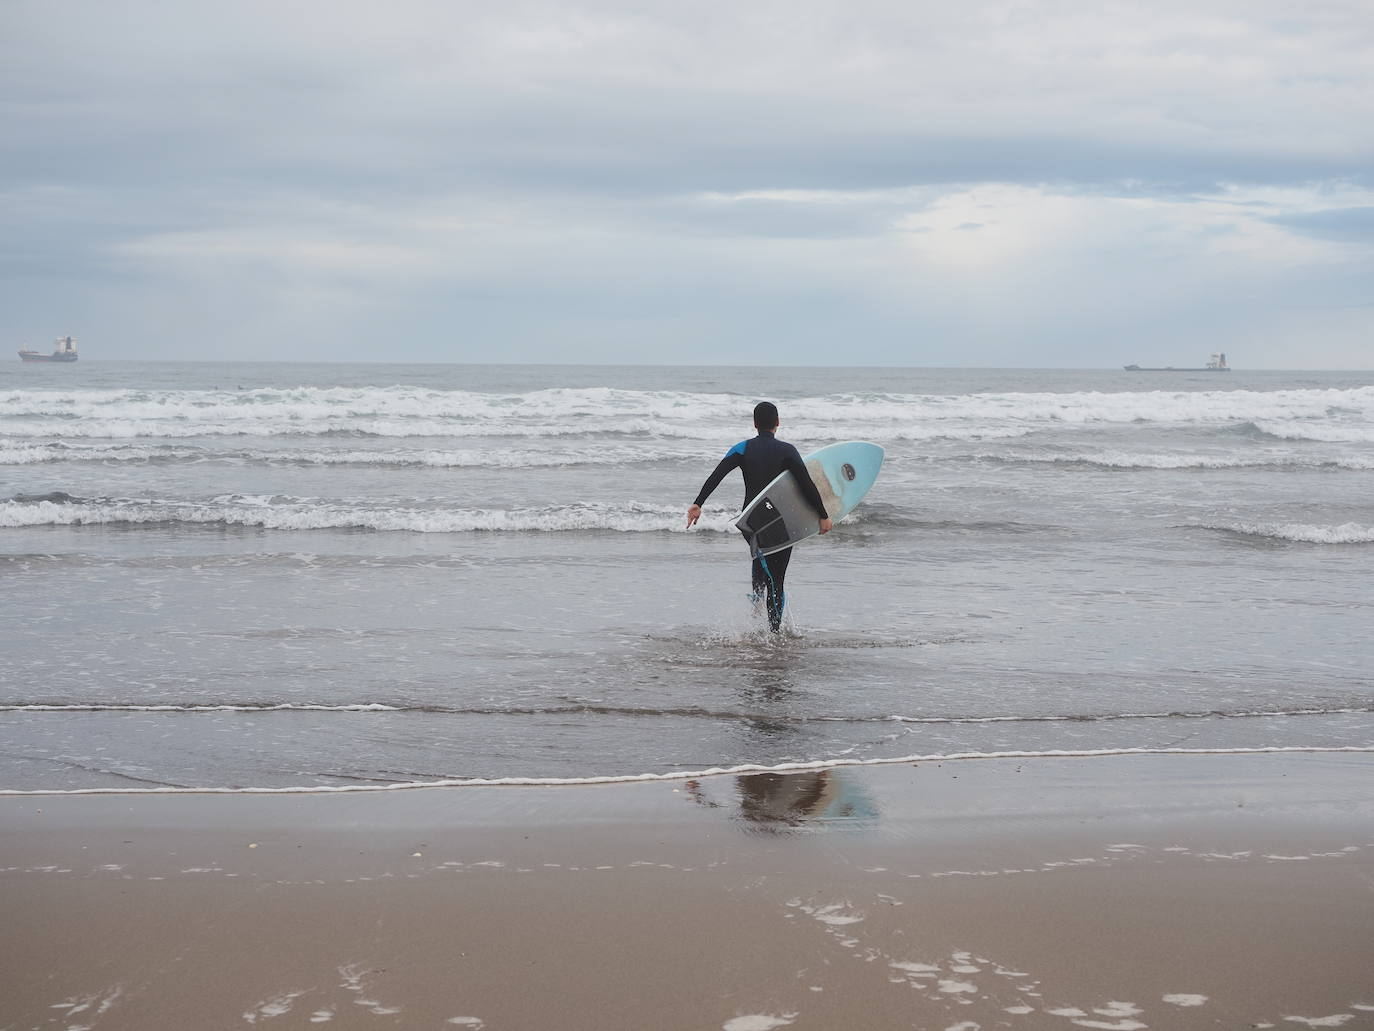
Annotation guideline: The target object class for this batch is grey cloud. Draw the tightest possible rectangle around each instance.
[3,1,1372,202]
[649,194,929,240]
[2,0,1373,367]
[1267,206,1374,242]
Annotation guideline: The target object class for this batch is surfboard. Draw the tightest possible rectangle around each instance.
[734,441,885,557]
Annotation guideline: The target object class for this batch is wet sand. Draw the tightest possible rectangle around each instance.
[3,753,1373,1030]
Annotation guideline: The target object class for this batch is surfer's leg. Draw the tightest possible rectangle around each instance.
[750,554,770,610]
[751,547,792,632]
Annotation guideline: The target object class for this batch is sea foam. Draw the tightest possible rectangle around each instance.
[4,384,1372,441]
[0,496,739,534]
[1,745,1371,796]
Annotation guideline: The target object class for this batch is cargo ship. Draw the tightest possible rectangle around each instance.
[18,336,79,362]
[1124,352,1228,372]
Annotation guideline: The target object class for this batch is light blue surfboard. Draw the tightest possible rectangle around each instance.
[734,441,885,557]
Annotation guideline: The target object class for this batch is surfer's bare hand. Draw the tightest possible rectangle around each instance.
[686,504,702,528]
[819,517,833,534]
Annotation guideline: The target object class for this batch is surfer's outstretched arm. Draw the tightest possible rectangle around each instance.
[686,445,745,527]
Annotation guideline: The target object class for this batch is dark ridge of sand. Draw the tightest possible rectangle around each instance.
[3,753,1373,1031]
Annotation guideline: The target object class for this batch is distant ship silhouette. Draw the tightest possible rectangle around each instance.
[1125,352,1228,372]
[18,336,79,362]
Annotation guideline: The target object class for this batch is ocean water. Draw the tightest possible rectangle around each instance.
[2,362,1372,793]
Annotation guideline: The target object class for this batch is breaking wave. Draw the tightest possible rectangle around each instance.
[1246,420,1374,444]
[4,384,1372,441]
[1193,521,1374,544]
[968,451,1374,471]
[0,441,696,469]
[0,495,740,534]
[0,493,1109,538]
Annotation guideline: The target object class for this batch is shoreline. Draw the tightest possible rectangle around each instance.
[3,743,1373,797]
[4,752,1373,1029]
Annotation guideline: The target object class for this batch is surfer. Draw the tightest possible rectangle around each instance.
[686,401,832,632]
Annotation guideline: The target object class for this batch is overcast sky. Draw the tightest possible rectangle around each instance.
[2,0,1371,367]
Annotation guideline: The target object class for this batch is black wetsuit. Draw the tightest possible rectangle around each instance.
[693,430,829,631]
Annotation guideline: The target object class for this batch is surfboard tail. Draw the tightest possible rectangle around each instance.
[739,497,792,553]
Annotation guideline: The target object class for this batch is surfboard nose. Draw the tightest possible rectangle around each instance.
[815,442,884,519]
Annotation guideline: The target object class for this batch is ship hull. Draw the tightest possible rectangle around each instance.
[1125,353,1228,372]
[18,352,78,362]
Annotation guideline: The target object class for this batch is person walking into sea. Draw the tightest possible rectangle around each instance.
[686,401,832,632]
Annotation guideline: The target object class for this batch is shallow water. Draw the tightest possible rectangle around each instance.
[2,362,1372,791]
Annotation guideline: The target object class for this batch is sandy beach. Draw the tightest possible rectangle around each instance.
[3,752,1372,1030]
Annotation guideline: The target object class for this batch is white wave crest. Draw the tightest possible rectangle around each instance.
[0,414,724,441]
[0,441,695,469]
[1247,420,1374,443]
[973,451,1374,471]
[1198,521,1374,544]
[0,415,1027,443]
[3,384,1373,440]
[0,496,740,534]
[0,703,403,713]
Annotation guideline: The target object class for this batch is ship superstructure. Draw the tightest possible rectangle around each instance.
[18,336,79,362]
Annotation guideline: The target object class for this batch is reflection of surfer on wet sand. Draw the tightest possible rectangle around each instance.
[684,770,876,831]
